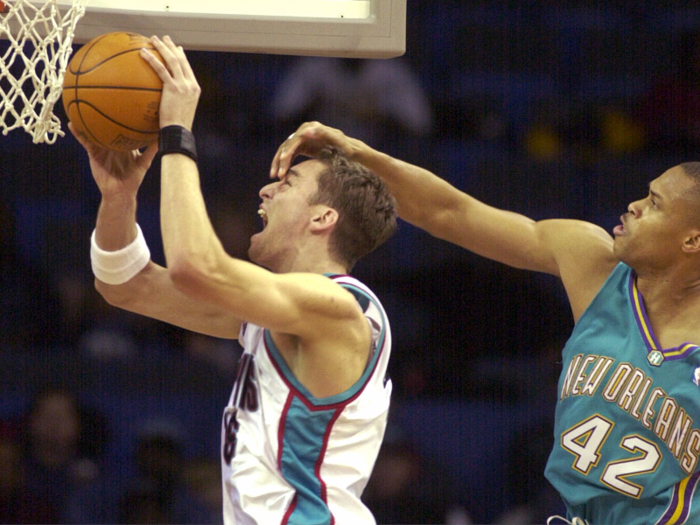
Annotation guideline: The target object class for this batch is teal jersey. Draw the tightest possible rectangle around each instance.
[545,263,700,525]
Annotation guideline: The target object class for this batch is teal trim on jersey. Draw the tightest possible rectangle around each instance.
[280,396,336,525]
[263,279,387,407]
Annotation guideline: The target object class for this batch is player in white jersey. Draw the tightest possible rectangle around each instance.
[223,274,391,525]
[72,37,397,525]
[274,122,700,525]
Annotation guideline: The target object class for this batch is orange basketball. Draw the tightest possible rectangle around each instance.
[62,32,164,152]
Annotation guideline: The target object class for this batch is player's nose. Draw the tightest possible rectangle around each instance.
[627,199,641,217]
[259,181,278,199]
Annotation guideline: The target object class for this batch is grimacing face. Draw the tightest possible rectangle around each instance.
[248,159,327,270]
[613,166,700,270]
[28,392,81,465]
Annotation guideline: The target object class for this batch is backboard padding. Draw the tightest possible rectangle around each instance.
[50,0,406,58]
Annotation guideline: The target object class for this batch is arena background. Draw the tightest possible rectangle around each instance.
[1,1,698,523]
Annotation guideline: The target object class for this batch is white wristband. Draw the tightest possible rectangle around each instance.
[90,224,150,285]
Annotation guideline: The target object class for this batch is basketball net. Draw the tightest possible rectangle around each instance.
[0,0,87,144]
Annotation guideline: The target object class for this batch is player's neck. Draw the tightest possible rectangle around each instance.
[635,269,700,321]
[633,270,700,349]
[273,250,348,275]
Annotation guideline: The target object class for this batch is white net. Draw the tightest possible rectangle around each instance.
[0,0,87,144]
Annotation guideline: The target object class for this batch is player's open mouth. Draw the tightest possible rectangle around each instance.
[258,209,268,228]
[613,215,626,236]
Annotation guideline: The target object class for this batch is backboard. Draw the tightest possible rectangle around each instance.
[51,0,406,58]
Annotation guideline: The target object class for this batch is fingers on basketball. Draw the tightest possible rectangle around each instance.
[62,32,165,152]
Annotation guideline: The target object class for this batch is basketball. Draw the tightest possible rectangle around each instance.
[62,32,165,152]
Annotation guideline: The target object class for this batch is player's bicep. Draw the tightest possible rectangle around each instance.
[248,272,364,338]
[168,255,366,339]
[538,219,618,320]
[427,196,560,274]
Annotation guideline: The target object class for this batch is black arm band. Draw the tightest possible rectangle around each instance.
[159,125,198,163]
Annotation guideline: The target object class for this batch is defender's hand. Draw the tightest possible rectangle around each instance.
[270,121,361,179]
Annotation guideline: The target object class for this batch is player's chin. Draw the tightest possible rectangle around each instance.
[247,236,264,263]
[611,238,628,260]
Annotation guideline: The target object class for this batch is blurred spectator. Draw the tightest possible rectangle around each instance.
[181,331,241,377]
[525,100,644,166]
[76,282,149,361]
[495,340,566,525]
[637,30,700,155]
[0,432,57,524]
[118,418,212,524]
[19,386,113,523]
[0,199,61,349]
[41,215,172,354]
[74,273,180,359]
[42,217,138,352]
[182,456,225,524]
[362,435,467,525]
[495,417,564,525]
[271,56,433,149]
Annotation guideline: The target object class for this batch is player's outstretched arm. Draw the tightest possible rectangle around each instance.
[272,122,619,320]
[71,123,242,339]
[272,123,557,271]
[142,38,367,346]
[69,121,157,251]
[272,122,607,274]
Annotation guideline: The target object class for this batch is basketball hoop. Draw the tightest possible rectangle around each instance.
[0,0,88,144]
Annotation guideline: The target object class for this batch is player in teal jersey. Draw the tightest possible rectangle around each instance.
[274,122,700,525]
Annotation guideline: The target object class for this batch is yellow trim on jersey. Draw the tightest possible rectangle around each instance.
[632,279,656,350]
[665,475,692,525]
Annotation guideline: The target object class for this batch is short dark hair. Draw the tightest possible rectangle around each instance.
[679,162,700,204]
[309,148,397,270]
[680,162,700,185]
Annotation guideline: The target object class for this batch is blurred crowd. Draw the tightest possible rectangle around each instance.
[0,386,221,524]
[2,1,700,523]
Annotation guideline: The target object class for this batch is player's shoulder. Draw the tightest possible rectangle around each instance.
[328,274,383,314]
[538,219,615,265]
[538,219,619,320]
[539,217,613,243]
[328,273,373,296]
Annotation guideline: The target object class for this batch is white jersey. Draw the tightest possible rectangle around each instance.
[221,274,392,525]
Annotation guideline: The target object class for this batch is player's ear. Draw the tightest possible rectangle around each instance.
[310,206,338,234]
[682,229,700,254]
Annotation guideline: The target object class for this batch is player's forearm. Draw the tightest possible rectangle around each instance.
[159,155,273,316]
[349,141,552,269]
[159,155,218,269]
[92,192,153,304]
[94,193,139,250]
[158,153,246,307]
[350,141,471,237]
